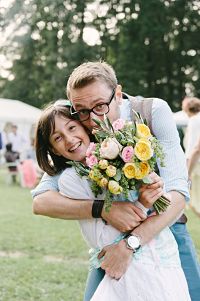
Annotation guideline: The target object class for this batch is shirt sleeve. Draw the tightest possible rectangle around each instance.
[185,116,200,159]
[58,168,95,200]
[31,172,60,198]
[152,98,190,202]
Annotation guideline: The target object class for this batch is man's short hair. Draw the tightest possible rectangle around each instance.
[66,61,118,98]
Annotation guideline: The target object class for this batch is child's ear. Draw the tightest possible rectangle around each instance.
[115,85,123,105]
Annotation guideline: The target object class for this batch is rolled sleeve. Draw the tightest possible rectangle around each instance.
[31,172,60,198]
[152,98,190,202]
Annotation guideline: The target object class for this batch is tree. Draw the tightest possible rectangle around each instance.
[1,0,199,110]
[0,0,99,107]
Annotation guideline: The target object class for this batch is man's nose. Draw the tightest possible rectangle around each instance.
[89,112,102,127]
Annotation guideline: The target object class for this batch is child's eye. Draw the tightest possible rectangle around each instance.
[55,136,62,142]
[69,125,76,131]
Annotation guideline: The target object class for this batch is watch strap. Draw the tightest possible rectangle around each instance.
[92,199,104,218]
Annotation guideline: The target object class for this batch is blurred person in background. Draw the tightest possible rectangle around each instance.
[1,122,13,149]
[0,131,3,164]
[8,124,28,159]
[188,138,200,182]
[4,142,20,183]
[184,98,200,216]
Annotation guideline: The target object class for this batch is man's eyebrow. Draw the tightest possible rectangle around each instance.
[75,98,107,110]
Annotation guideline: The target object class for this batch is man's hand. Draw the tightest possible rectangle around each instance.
[101,202,147,232]
[139,172,164,208]
[98,240,132,279]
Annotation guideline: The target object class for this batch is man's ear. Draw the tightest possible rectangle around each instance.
[115,85,123,105]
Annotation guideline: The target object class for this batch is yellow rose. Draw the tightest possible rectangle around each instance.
[134,139,153,161]
[99,177,108,188]
[139,138,151,145]
[123,163,137,179]
[106,165,117,177]
[135,162,150,179]
[136,123,152,139]
[89,170,102,182]
[108,180,123,194]
[99,160,109,170]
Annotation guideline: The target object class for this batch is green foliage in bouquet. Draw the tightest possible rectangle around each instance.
[68,114,170,214]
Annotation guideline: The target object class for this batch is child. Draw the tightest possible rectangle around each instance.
[35,102,191,301]
[4,142,20,183]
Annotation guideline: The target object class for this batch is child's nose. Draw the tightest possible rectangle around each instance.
[64,133,73,144]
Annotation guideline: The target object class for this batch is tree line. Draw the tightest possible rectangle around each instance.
[0,0,199,111]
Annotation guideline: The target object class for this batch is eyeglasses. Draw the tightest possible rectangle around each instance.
[70,88,116,122]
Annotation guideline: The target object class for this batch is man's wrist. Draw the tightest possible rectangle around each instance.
[91,199,104,218]
[124,233,141,252]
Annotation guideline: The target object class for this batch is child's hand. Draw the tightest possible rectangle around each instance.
[138,172,164,208]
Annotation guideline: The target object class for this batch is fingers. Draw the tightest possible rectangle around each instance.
[104,269,122,280]
[139,187,164,207]
[100,241,132,279]
[140,175,164,192]
[131,204,147,220]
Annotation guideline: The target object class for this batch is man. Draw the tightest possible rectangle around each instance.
[32,61,200,301]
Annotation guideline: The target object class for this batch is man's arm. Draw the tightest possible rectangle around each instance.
[131,191,185,245]
[33,191,93,219]
[32,172,146,228]
[100,191,185,279]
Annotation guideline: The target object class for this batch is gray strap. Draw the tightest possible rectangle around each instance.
[128,95,153,134]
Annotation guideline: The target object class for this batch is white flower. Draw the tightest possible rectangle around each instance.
[100,137,122,160]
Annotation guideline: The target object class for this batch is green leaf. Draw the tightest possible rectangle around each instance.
[113,169,122,181]
[142,176,153,184]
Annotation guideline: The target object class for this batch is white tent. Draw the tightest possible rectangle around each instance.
[0,98,41,141]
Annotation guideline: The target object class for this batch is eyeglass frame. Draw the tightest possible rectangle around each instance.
[69,88,116,122]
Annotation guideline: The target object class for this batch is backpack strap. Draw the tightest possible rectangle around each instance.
[128,95,154,134]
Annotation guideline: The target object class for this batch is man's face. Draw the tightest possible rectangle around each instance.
[70,81,122,131]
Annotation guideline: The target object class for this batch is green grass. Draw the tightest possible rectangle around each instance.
[0,171,88,301]
[0,169,199,301]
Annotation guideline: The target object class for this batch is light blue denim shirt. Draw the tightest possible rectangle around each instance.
[31,96,189,202]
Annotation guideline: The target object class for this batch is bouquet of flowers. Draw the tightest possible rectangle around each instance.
[70,113,170,214]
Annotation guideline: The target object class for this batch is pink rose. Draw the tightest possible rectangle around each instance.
[86,155,98,168]
[121,146,134,162]
[86,142,96,157]
[112,119,125,131]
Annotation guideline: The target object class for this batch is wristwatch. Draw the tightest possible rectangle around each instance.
[124,234,141,252]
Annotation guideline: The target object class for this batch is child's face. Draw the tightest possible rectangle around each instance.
[49,115,90,163]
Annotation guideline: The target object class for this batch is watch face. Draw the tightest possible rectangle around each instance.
[127,235,140,249]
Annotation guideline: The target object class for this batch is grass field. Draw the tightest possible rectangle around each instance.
[0,169,199,301]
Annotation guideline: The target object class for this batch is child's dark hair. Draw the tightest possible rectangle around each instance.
[35,102,74,176]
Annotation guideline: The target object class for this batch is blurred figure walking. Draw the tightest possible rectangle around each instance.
[184,97,200,216]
